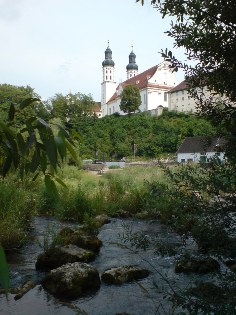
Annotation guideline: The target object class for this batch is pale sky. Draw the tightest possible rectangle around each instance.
[0,0,185,102]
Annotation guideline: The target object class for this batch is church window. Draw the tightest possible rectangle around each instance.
[130,74,132,78]
[144,94,146,104]
[110,70,111,73]
[106,76,107,80]
[110,76,112,80]
[182,97,184,101]
[109,108,111,115]
[164,92,167,101]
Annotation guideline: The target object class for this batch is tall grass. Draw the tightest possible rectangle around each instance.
[0,165,166,248]
[38,165,166,221]
[0,174,42,249]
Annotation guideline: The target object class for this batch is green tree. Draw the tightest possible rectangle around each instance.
[0,84,49,127]
[51,92,95,129]
[120,84,141,115]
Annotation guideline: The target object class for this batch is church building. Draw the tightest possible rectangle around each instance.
[101,43,179,117]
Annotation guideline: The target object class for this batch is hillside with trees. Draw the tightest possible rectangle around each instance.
[66,110,218,160]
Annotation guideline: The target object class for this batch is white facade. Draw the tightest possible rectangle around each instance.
[149,61,177,86]
[168,82,228,114]
[177,152,225,163]
[101,80,116,116]
[168,89,197,113]
[127,68,138,79]
[176,136,226,163]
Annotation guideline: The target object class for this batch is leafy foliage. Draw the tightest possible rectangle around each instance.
[75,111,217,160]
[120,84,141,115]
[50,92,96,129]
[141,161,236,256]
[0,84,50,127]
[0,98,78,184]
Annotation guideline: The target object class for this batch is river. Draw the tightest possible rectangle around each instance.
[0,216,212,315]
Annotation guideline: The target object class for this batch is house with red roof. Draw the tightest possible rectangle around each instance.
[101,43,179,117]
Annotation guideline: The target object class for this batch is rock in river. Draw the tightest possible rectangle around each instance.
[101,265,150,285]
[95,214,111,226]
[58,227,103,252]
[175,256,220,274]
[42,262,101,299]
[36,244,96,271]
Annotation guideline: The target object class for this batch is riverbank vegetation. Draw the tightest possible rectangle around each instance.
[0,165,162,249]
[2,160,235,257]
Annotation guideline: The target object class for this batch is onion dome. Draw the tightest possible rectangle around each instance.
[102,41,115,67]
[126,48,138,71]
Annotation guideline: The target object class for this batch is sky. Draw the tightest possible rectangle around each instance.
[0,0,185,102]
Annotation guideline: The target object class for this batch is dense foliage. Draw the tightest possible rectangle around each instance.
[50,92,96,129]
[0,84,50,127]
[120,84,141,115]
[74,111,217,160]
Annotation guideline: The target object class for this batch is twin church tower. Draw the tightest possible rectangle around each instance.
[101,42,139,116]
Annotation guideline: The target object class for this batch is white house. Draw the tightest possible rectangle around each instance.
[101,43,178,117]
[176,136,226,163]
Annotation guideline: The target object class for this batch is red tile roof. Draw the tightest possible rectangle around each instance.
[107,65,173,103]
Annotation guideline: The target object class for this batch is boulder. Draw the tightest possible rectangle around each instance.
[36,244,95,271]
[58,228,102,252]
[175,256,220,274]
[95,214,111,226]
[101,265,150,285]
[116,210,131,218]
[42,262,100,299]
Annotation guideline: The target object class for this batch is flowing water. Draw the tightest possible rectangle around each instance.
[0,216,212,315]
